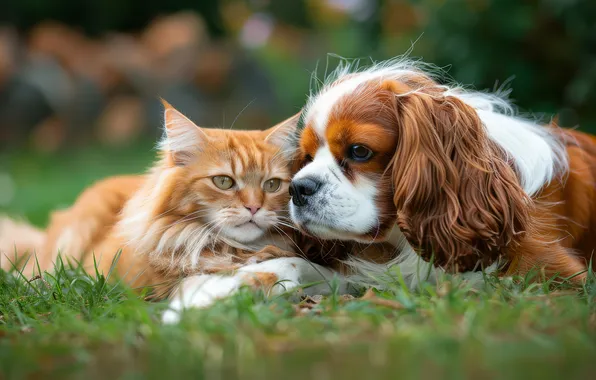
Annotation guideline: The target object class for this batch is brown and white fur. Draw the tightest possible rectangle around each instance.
[287,57,594,286]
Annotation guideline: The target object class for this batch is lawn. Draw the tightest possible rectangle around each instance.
[1,144,596,379]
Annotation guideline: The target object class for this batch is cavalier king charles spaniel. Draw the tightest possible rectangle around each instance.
[288,57,594,284]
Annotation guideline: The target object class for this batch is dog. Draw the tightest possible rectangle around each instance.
[288,57,595,284]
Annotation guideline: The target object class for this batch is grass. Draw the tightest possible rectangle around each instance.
[1,145,596,379]
[1,262,595,379]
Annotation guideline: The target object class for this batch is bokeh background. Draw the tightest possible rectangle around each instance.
[1,0,595,225]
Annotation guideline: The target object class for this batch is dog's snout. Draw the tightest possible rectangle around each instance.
[289,177,320,206]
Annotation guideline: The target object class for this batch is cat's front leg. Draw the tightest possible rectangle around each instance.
[162,257,350,324]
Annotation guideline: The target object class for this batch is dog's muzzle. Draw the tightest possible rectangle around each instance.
[289,177,321,207]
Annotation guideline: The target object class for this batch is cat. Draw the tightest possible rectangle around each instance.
[1,100,303,297]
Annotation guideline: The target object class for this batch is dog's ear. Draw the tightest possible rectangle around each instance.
[386,87,531,271]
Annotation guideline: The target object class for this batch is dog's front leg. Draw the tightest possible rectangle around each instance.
[162,257,349,324]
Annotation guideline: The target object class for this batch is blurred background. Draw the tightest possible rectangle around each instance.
[1,0,595,225]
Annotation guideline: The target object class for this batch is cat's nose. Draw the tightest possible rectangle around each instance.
[289,177,320,207]
[245,206,261,215]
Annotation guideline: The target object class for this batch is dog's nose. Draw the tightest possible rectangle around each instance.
[289,177,320,206]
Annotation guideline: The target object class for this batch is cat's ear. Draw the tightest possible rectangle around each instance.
[160,99,208,166]
[263,112,301,149]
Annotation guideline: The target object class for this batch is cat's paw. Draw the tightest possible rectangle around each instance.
[162,274,243,324]
[161,258,346,324]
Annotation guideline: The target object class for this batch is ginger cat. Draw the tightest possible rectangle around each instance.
[2,101,302,297]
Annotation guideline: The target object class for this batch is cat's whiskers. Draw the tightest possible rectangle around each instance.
[188,218,226,268]
[275,222,299,231]
[209,217,229,246]
[150,204,183,222]
[156,210,212,235]
[275,216,300,230]
[228,99,256,130]
[166,219,215,263]
[271,224,311,262]
[166,219,218,268]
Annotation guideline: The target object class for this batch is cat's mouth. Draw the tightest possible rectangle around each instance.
[222,220,266,243]
[237,220,260,228]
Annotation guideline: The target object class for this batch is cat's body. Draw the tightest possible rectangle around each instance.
[1,102,302,297]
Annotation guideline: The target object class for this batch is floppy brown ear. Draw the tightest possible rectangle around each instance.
[388,90,532,272]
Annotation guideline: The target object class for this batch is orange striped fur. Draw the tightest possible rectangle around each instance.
[1,102,301,297]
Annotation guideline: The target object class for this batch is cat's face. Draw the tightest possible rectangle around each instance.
[181,129,292,243]
[158,101,298,244]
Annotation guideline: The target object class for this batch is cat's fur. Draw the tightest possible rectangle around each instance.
[1,101,302,297]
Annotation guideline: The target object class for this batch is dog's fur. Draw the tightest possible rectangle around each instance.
[289,58,594,285]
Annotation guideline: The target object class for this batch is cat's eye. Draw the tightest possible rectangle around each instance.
[212,176,235,190]
[263,178,282,193]
[347,144,373,162]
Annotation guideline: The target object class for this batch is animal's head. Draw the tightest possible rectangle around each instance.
[157,100,300,243]
[289,61,533,270]
[121,101,299,268]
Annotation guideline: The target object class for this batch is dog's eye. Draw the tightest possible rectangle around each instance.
[347,145,373,162]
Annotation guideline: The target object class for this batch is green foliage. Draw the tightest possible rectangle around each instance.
[3,0,594,132]
[250,0,596,130]
[411,0,596,131]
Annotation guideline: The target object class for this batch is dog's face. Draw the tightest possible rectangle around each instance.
[289,71,531,271]
[289,80,401,243]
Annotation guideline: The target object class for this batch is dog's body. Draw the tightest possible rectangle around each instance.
[288,59,595,282]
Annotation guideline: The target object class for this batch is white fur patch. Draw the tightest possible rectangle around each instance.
[163,257,350,323]
[446,90,568,195]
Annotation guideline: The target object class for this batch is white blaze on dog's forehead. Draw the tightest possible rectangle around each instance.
[308,73,377,135]
[305,61,422,136]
